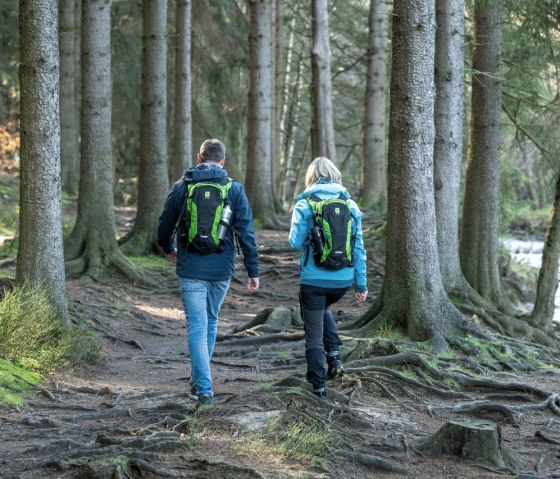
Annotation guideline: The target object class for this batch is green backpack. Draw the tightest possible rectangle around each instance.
[180,178,233,255]
[306,194,355,270]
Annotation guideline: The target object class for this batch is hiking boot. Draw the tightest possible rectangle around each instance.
[190,383,197,396]
[327,355,344,380]
[196,395,213,408]
[313,387,328,401]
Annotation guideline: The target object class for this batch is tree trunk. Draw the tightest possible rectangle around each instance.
[311,0,336,162]
[17,0,68,319]
[280,19,306,209]
[171,0,192,182]
[434,0,469,291]
[416,420,519,469]
[355,0,465,352]
[360,0,389,212]
[65,0,144,284]
[530,173,560,330]
[59,0,79,195]
[245,0,279,228]
[459,0,507,309]
[120,0,169,255]
[272,0,285,208]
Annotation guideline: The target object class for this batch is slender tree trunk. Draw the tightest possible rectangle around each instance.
[280,18,304,209]
[360,0,389,212]
[272,0,285,207]
[245,0,279,227]
[74,0,81,154]
[59,0,79,195]
[459,0,507,309]
[311,0,336,162]
[355,0,466,353]
[434,0,468,291]
[17,0,68,319]
[119,0,169,255]
[171,0,192,182]
[530,173,560,330]
[65,0,145,284]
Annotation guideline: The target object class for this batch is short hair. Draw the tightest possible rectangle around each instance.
[199,139,226,163]
[305,156,342,190]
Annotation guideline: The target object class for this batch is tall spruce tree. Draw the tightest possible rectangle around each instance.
[350,0,468,352]
[360,0,389,211]
[65,0,143,283]
[119,0,169,255]
[245,0,280,227]
[17,0,68,319]
[459,0,508,310]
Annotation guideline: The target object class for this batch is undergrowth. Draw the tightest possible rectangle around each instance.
[265,411,341,463]
[0,286,101,406]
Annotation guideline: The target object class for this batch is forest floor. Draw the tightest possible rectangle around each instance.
[2,221,560,478]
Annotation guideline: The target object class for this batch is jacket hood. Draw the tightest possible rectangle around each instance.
[295,180,350,201]
[183,163,228,183]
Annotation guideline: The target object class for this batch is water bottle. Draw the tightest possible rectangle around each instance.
[217,203,232,241]
[310,226,324,256]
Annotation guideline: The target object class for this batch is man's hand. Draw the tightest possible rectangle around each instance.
[247,277,259,294]
[165,249,178,264]
[355,291,368,302]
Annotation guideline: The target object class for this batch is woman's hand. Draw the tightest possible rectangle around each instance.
[355,291,368,302]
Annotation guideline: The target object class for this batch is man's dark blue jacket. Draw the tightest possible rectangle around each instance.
[157,163,259,281]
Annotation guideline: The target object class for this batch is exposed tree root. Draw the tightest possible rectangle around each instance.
[333,448,408,474]
[118,228,159,257]
[65,230,156,287]
[216,331,304,346]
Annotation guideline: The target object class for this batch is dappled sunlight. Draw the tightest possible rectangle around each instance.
[133,302,184,320]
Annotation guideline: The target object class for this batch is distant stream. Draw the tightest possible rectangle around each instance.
[502,237,560,323]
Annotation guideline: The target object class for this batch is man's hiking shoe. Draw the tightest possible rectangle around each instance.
[313,388,328,401]
[327,357,344,380]
[190,384,197,396]
[196,395,213,408]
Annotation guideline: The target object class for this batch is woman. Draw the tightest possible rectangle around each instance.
[289,157,368,400]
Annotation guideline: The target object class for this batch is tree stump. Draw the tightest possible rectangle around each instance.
[415,420,520,469]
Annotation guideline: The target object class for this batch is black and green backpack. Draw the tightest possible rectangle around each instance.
[306,194,356,270]
[180,177,233,255]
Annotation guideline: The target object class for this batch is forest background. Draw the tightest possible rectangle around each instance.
[2,0,560,478]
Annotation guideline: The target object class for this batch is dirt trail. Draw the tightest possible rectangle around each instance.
[1,229,560,478]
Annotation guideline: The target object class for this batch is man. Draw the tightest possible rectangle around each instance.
[157,139,259,407]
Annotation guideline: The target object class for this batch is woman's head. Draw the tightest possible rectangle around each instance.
[304,157,342,190]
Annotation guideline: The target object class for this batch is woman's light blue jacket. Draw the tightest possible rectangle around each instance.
[288,181,367,292]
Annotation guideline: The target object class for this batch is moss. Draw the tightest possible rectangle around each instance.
[0,358,43,406]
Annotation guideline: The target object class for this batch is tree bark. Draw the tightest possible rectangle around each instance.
[171,0,192,182]
[245,0,279,227]
[280,20,306,210]
[59,0,79,195]
[311,0,336,162]
[415,420,519,469]
[17,0,68,319]
[355,0,465,352]
[360,0,389,212]
[530,173,560,330]
[460,0,507,309]
[434,0,469,291]
[272,0,285,207]
[65,0,144,284]
[119,0,169,255]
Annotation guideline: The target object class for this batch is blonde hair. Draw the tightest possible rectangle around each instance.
[304,157,342,190]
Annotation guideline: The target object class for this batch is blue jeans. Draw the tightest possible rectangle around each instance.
[179,278,231,397]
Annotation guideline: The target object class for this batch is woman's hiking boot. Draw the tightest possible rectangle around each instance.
[313,387,328,401]
[327,352,344,380]
[196,395,213,408]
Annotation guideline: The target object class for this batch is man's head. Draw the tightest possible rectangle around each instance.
[198,139,226,166]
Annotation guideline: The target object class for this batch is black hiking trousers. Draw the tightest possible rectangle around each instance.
[299,284,348,390]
